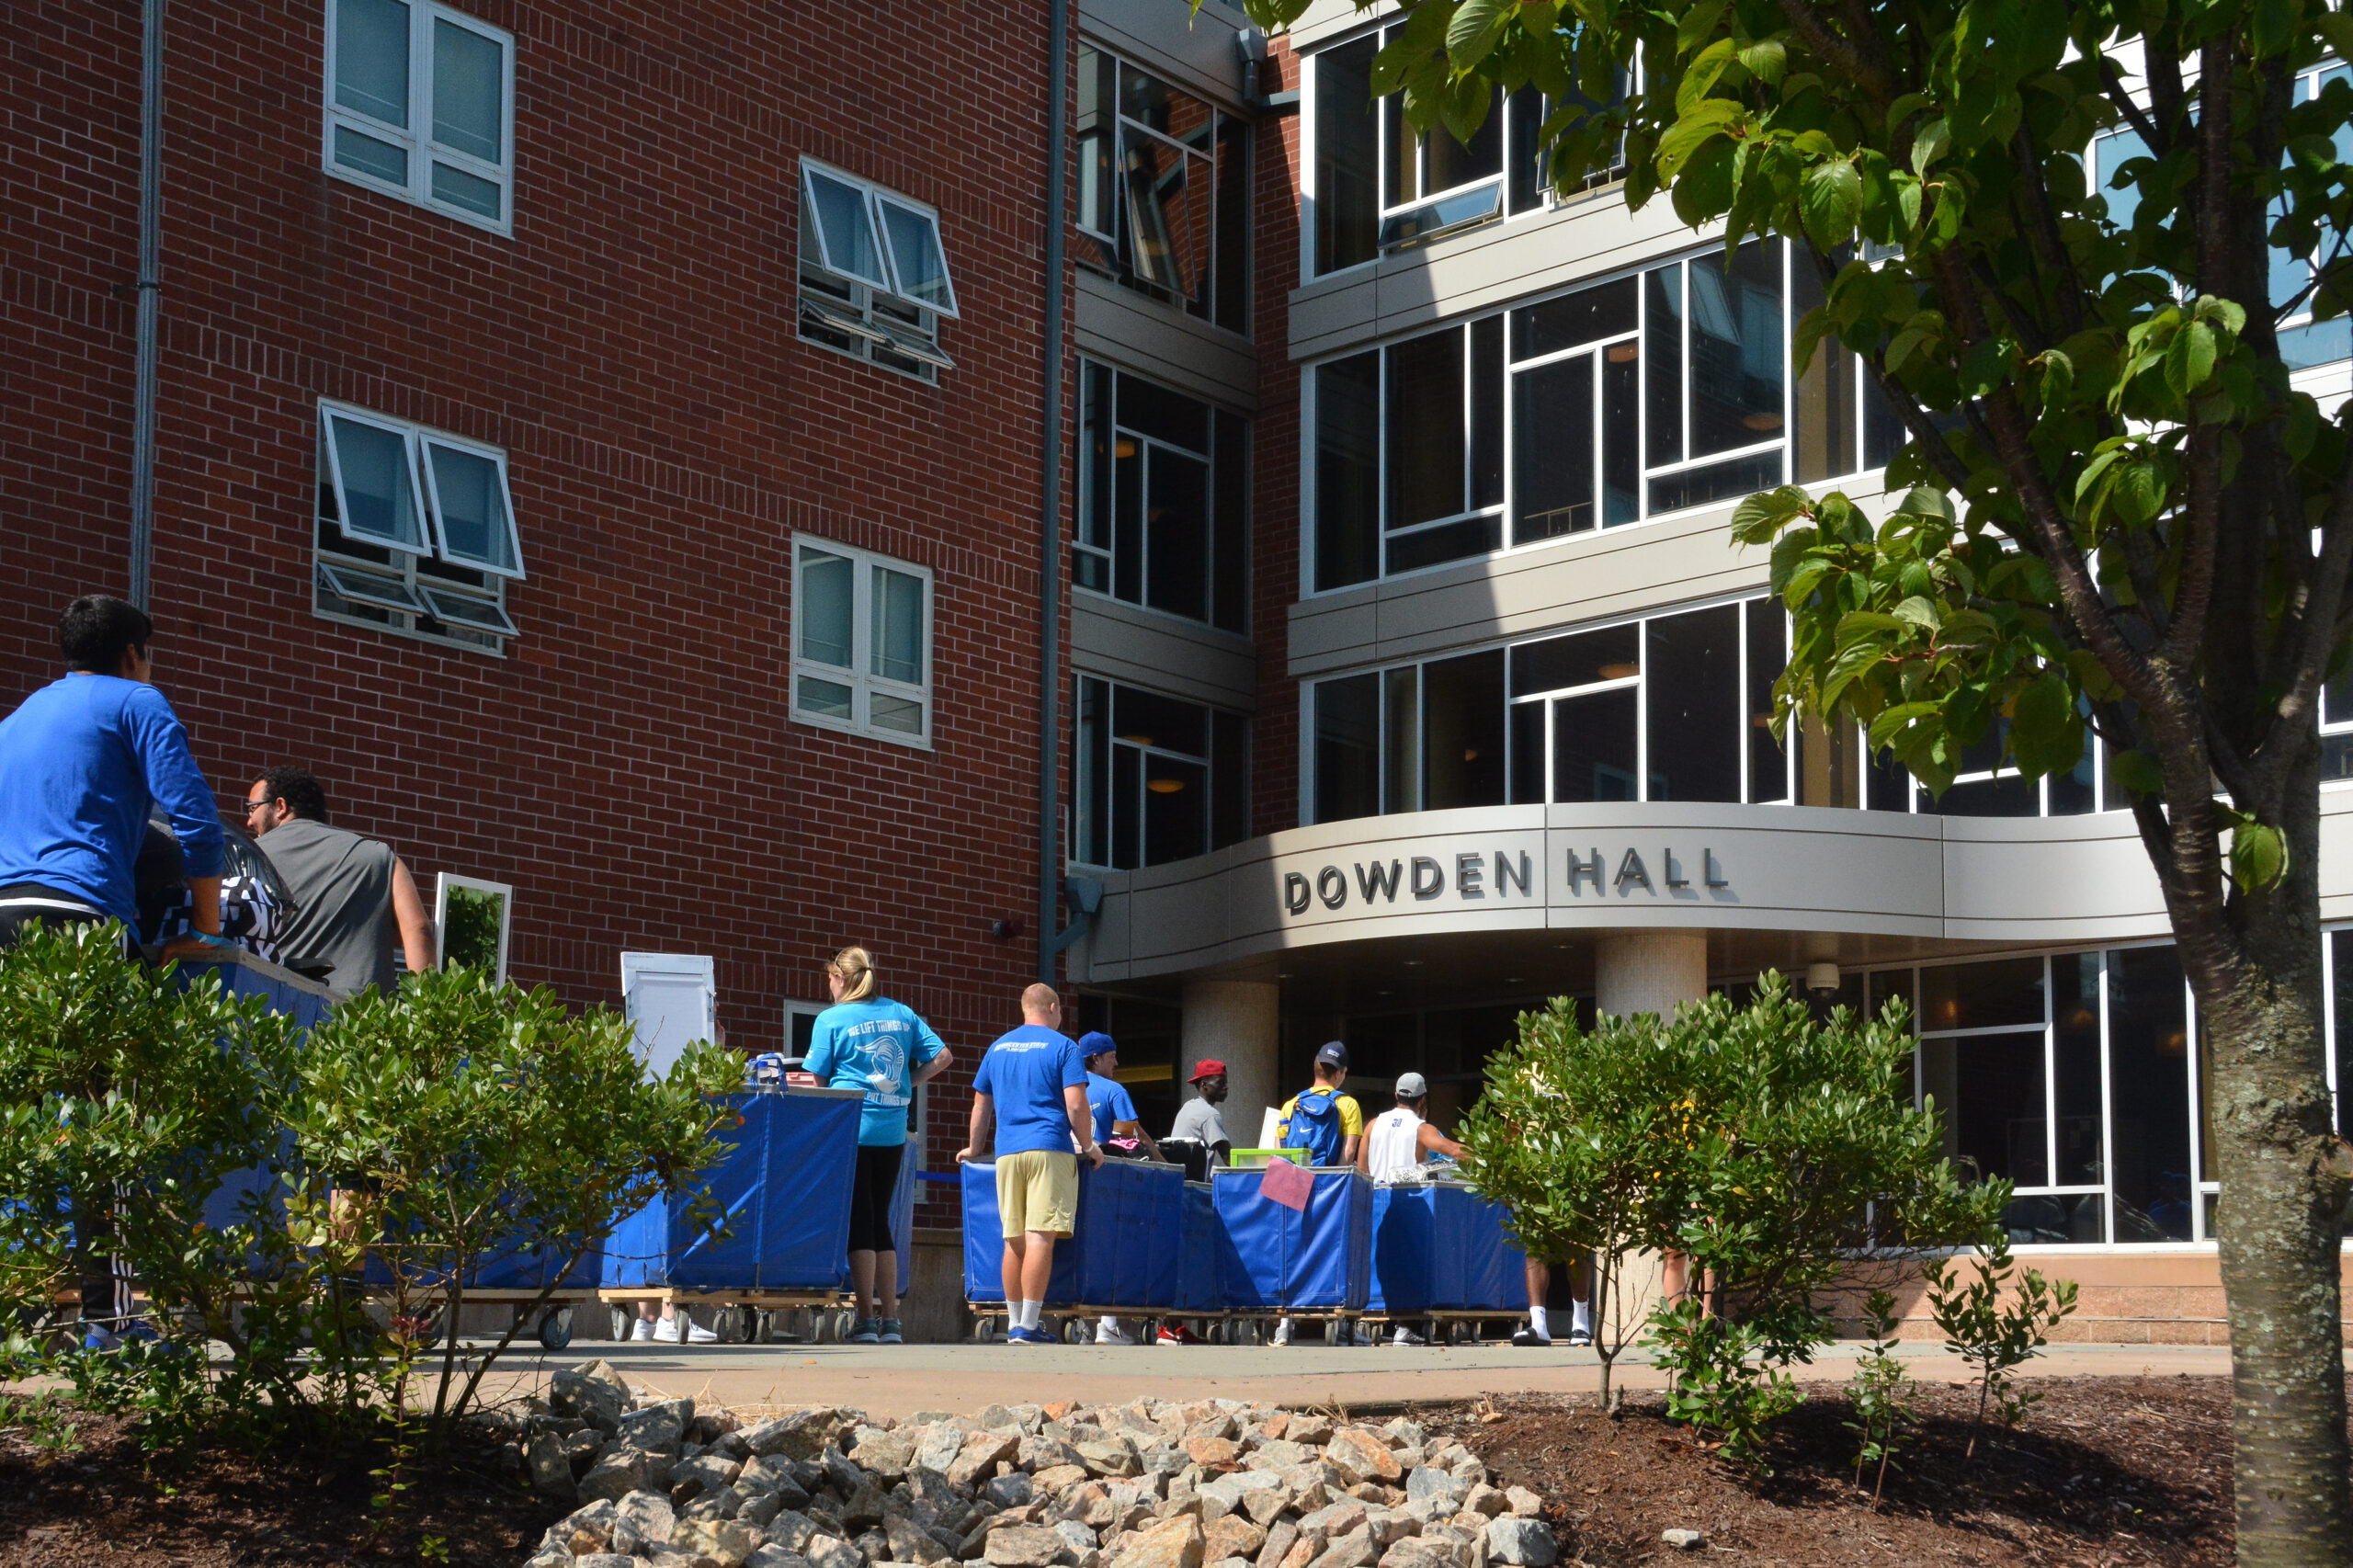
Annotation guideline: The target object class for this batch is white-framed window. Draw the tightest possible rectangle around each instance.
[1074,360,1249,631]
[797,160,958,382]
[1074,676,1249,869]
[324,0,514,233]
[433,872,512,983]
[1074,44,1250,333]
[314,401,523,653]
[791,537,934,746]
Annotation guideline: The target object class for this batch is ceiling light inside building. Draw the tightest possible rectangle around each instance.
[1605,342,1638,363]
[1147,778,1186,793]
[1742,411,1785,431]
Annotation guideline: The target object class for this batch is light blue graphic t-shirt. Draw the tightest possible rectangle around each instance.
[1085,1070,1139,1143]
[802,998,946,1147]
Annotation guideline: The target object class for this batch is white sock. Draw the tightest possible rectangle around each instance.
[1571,1299,1593,1335]
[1016,1300,1042,1331]
[1527,1304,1550,1338]
[1100,1315,1120,1332]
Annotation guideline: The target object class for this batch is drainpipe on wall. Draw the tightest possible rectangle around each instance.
[127,0,165,610]
[1036,0,1071,984]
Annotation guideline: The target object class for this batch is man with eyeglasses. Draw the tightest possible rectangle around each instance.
[245,767,435,999]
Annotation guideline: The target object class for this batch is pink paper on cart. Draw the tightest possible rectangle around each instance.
[1260,1154,1313,1211]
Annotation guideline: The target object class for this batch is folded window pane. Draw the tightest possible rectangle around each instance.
[419,586,518,636]
[424,441,520,574]
[319,563,425,613]
[430,17,503,165]
[805,168,888,287]
[335,0,411,126]
[325,415,427,551]
[879,199,957,314]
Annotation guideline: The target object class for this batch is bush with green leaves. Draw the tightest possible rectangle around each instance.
[1925,1233,2081,1465]
[1842,1290,1917,1503]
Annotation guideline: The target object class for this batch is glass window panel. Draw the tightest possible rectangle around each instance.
[2004,1193,2106,1245]
[2052,952,2105,1186]
[1419,85,1504,193]
[1919,1030,2049,1187]
[334,125,409,185]
[1382,666,1420,814]
[1387,329,1466,528]
[325,415,426,551]
[1384,514,1498,574]
[1314,353,1381,590]
[1142,756,1209,864]
[1790,261,1859,483]
[2325,732,2353,783]
[1862,369,1907,470]
[1645,265,1684,465]
[1214,118,1248,334]
[1424,651,1506,808]
[1471,317,1504,510]
[1118,374,1211,453]
[1113,744,1142,868]
[1114,438,1144,603]
[1919,956,2045,1033]
[1745,598,1790,803]
[1381,94,1413,210]
[1113,687,1208,758]
[1119,62,1199,136]
[1644,607,1741,803]
[806,169,887,286]
[2049,722,2099,814]
[1686,240,1785,458]
[335,0,411,125]
[796,548,854,669]
[1313,37,1380,274]
[1513,278,1638,360]
[1211,411,1247,634]
[870,566,925,686]
[1511,354,1594,544]
[422,442,517,574]
[1601,343,1640,525]
[429,161,500,218]
[1508,699,1545,803]
[1078,363,1112,553]
[418,585,517,636]
[1121,131,1208,307]
[1145,447,1209,621]
[869,694,924,734]
[878,199,957,313]
[430,17,502,164]
[1211,710,1249,848]
[1647,449,1783,515]
[1505,87,1544,215]
[1314,675,1381,824]
[1076,45,1118,237]
[1551,687,1639,801]
[1347,1014,1421,1083]
[1511,623,1638,696]
[797,675,853,720]
[1078,678,1111,866]
[1379,182,1503,251]
[2108,945,2193,1241]
[1931,773,2041,816]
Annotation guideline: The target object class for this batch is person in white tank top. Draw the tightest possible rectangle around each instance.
[1358,1073,1466,1184]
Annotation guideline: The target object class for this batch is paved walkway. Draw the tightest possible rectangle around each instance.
[473,1339,2252,1420]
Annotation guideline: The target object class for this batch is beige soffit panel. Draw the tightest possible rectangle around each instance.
[1289,0,1396,51]
[1080,0,1256,108]
[1075,270,1260,413]
[1073,596,1260,711]
[1939,812,2171,945]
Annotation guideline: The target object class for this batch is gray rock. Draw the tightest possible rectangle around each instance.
[529,1430,578,1499]
[1245,1440,1313,1471]
[842,1483,891,1528]
[1379,1544,1449,1568]
[859,1429,919,1480]
[810,1532,869,1568]
[889,1511,956,1563]
[828,1446,874,1496]
[750,1551,816,1568]
[1502,1490,1540,1520]
[1255,1521,1298,1568]
[742,1489,792,1528]
[563,1427,608,1476]
[917,1423,970,1475]
[540,1495,621,1555]
[752,1409,847,1462]
[614,1488,680,1555]
[1660,1529,1703,1551]
[983,1472,1037,1509]
[986,1524,1072,1567]
[1481,1520,1553,1568]
[1415,1527,1477,1568]
[1021,1436,1088,1472]
[1056,1518,1104,1559]
[1400,1498,1457,1526]
[574,1556,639,1568]
[858,1526,894,1562]
[1403,1469,1464,1506]
[523,1553,573,1568]
[767,1508,824,1553]
[1378,1422,1424,1450]
[1075,1440,1141,1479]
[578,1445,669,1504]
[620,1398,695,1457]
[676,1516,766,1567]
[675,1452,748,1500]
[977,1403,1026,1432]
[949,1430,1024,1492]
[1308,1528,1377,1568]
[1460,1486,1506,1520]
[551,1365,631,1431]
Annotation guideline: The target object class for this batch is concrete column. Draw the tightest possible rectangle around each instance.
[1181,979,1281,1153]
[1595,929,1710,1018]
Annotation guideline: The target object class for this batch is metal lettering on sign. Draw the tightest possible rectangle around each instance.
[1356,859,1403,903]
[1281,840,1727,919]
[1614,847,1653,892]
[1410,856,1445,899]
[1284,871,1311,915]
[1566,848,1605,892]
[1495,850,1532,897]
[1456,852,1485,898]
[1316,866,1348,909]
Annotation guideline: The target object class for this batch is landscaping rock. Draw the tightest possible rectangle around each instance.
[1075,1440,1141,1479]
[1185,1437,1243,1471]
[951,1431,1025,1492]
[1660,1529,1704,1551]
[1245,1440,1313,1471]
[766,1509,823,1554]
[1322,1433,1401,1485]
[573,1556,638,1568]
[1501,1490,1540,1520]
[675,1453,747,1500]
[1281,1415,1334,1446]
[1481,1520,1554,1568]
[809,1533,868,1568]
[1055,1518,1103,1559]
[612,1489,679,1555]
[1109,1516,1205,1568]
[1307,1528,1377,1568]
[1031,1463,1091,1497]
[528,1431,577,1500]
[752,1410,847,1463]
[750,1551,816,1568]
[987,1524,1073,1567]
[891,1512,956,1562]
[1416,1524,1478,1568]
[676,1517,764,1567]
[858,1429,918,1480]
[1379,1542,1449,1568]
[580,1446,670,1504]
[620,1399,695,1457]
[985,1472,1039,1509]
[1460,1486,1506,1520]
[1254,1520,1298,1568]
[1202,1514,1266,1562]
[1403,1468,1463,1506]
[551,1367,630,1432]
[917,1422,971,1475]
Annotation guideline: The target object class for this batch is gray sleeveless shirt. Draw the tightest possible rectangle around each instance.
[256,818,397,1000]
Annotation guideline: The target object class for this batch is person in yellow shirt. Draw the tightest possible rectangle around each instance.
[1269,1041,1367,1346]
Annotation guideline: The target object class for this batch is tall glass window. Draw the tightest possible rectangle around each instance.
[1076,362,1246,631]
[1075,677,1248,869]
[1076,45,1249,332]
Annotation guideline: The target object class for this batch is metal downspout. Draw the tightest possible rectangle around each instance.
[128,0,165,610]
[1037,0,1071,984]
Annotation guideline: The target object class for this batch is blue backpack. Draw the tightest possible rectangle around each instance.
[1286,1089,1345,1167]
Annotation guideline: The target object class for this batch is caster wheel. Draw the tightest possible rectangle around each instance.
[972,1315,1000,1343]
[539,1308,574,1351]
[611,1306,632,1342]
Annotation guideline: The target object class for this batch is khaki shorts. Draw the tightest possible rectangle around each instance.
[996,1149,1078,1238]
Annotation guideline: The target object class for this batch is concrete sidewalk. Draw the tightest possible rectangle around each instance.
[472,1339,2256,1420]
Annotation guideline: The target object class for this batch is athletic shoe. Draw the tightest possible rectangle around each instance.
[631,1317,656,1341]
[1156,1324,1202,1346]
[1391,1324,1427,1346]
[82,1326,122,1352]
[1510,1325,1552,1347]
[1270,1318,1293,1346]
[1095,1320,1135,1346]
[653,1313,719,1344]
[849,1317,882,1345]
[1566,1327,1594,1348]
[1007,1325,1056,1345]
[879,1319,904,1345]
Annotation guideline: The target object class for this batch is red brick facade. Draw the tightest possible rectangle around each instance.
[2,1,1092,1185]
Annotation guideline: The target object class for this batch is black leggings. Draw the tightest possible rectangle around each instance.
[847,1142,904,1255]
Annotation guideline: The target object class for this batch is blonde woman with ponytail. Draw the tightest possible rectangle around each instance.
[801,946,951,1343]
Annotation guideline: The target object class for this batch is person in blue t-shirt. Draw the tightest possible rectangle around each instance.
[1078,1032,1163,1160]
[0,597,225,949]
[801,945,950,1345]
[957,983,1101,1344]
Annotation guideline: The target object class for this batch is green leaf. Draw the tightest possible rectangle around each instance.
[2108,749,2164,799]
[1910,117,1951,175]
[2008,671,2084,778]
[1446,0,1512,70]
[1959,335,2011,397]
[2223,810,2289,891]
[1802,158,1863,245]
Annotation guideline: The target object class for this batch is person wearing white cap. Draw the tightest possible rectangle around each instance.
[1358,1073,1467,1346]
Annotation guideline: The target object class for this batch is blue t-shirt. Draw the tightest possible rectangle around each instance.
[1085,1071,1139,1144]
[0,675,223,926]
[802,997,946,1147]
[972,1025,1087,1157]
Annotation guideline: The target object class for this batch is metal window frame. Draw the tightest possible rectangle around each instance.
[320,403,432,555]
[789,533,935,750]
[322,0,514,234]
[418,431,525,578]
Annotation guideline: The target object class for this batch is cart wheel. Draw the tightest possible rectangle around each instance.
[538,1308,574,1351]
[610,1305,632,1342]
[971,1314,996,1343]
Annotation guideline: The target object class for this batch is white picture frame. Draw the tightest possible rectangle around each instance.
[434,872,514,983]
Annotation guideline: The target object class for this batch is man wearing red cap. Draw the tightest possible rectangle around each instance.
[1168,1059,1233,1166]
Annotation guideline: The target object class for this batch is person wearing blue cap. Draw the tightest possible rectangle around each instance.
[1078,1031,1161,1346]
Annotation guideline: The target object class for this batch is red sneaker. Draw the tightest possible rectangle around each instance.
[1155,1323,1203,1346]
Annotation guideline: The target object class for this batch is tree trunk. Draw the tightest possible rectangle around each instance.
[2166,758,2351,1567]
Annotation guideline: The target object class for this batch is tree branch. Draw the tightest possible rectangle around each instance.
[1775,0,1893,107]
[2007,125,2088,340]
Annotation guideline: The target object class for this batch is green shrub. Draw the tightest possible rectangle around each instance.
[1841,1290,1916,1501]
[1924,1233,2080,1464]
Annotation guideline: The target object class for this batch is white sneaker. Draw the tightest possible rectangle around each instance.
[1095,1319,1134,1346]
[631,1317,656,1341]
[682,1317,718,1344]
[1392,1324,1427,1346]
[651,1314,683,1343]
[1271,1318,1292,1346]
[651,1313,716,1344]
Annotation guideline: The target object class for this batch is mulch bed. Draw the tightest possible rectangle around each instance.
[1431,1376,2278,1566]
[0,1409,565,1567]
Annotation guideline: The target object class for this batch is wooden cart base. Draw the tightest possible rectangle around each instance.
[961,1301,1373,1345]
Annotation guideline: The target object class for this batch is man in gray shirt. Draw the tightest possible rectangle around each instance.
[245,767,435,998]
[1168,1059,1233,1167]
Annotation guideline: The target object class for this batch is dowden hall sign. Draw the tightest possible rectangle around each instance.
[1281,841,1730,918]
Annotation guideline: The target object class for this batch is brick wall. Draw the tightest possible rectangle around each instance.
[2,0,1076,1190]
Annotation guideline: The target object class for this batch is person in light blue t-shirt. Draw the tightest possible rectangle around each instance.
[801,946,950,1345]
[1077,1032,1162,1159]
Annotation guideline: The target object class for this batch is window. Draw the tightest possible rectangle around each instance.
[324,0,512,231]
[1075,46,1249,332]
[791,539,933,746]
[1075,362,1248,631]
[2274,62,2353,369]
[1308,28,1619,274]
[797,161,958,382]
[1074,677,1248,868]
[1072,994,1185,1132]
[434,873,511,983]
[313,402,521,653]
